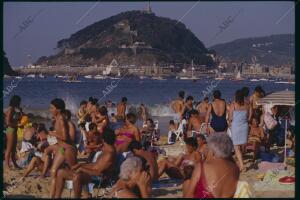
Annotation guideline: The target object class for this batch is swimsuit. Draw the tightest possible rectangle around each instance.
[194,161,214,198]
[115,132,134,145]
[210,103,227,132]
[5,127,15,134]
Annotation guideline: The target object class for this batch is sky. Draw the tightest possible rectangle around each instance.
[4,1,295,67]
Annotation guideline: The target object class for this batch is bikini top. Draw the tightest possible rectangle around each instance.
[194,161,214,198]
[119,132,134,139]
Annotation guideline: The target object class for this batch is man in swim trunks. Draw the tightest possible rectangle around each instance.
[53,128,116,198]
[196,97,209,124]
[171,91,185,129]
[187,110,202,138]
[85,123,103,161]
[117,97,127,121]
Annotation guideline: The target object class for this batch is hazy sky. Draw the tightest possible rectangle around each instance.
[4,1,294,67]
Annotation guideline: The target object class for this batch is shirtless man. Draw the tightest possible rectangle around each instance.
[187,110,202,138]
[171,91,185,129]
[196,97,209,124]
[128,140,159,181]
[85,123,103,160]
[117,97,127,121]
[54,128,116,198]
[48,98,77,198]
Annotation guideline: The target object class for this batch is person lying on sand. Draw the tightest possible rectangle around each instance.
[157,137,200,180]
[109,156,151,198]
[128,140,159,181]
[53,128,116,198]
[115,113,140,153]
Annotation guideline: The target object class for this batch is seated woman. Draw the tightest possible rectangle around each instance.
[196,134,207,161]
[115,113,140,153]
[157,137,200,180]
[184,133,239,198]
[85,123,103,161]
[94,106,109,133]
[110,156,151,198]
[248,117,264,161]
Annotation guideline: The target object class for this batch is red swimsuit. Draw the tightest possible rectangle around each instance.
[194,162,214,198]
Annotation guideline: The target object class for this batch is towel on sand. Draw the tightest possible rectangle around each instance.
[233,181,253,198]
[254,169,295,191]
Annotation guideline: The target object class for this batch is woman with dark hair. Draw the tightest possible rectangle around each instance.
[115,113,140,153]
[228,90,252,171]
[48,98,77,197]
[94,106,109,133]
[4,95,22,169]
[205,90,227,134]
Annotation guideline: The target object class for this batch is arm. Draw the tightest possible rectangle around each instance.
[78,154,112,176]
[228,104,233,126]
[248,103,253,122]
[5,108,13,127]
[134,128,141,142]
[183,162,201,198]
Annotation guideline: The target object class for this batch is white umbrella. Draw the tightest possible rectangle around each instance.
[257,90,295,167]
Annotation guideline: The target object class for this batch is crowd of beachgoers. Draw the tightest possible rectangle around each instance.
[3,85,295,198]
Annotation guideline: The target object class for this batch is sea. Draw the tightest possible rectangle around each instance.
[3,76,294,135]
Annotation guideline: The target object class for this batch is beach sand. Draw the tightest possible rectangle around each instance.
[3,137,295,198]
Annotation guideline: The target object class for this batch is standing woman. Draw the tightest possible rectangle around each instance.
[229,90,252,171]
[4,95,22,169]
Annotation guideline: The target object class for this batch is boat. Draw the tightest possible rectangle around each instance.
[139,76,147,80]
[259,78,268,81]
[109,77,120,80]
[4,75,11,79]
[15,76,22,79]
[215,77,225,80]
[275,81,295,85]
[27,74,35,78]
[39,74,45,78]
[94,75,106,79]
[63,75,81,83]
[235,71,245,81]
[84,75,93,79]
[152,76,166,80]
[250,79,259,82]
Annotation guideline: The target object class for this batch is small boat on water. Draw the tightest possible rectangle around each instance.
[235,71,245,81]
[152,76,167,80]
[259,78,268,81]
[15,76,22,79]
[27,74,35,78]
[39,74,45,78]
[215,77,225,80]
[250,79,259,82]
[139,76,147,80]
[4,75,11,79]
[109,77,120,80]
[94,75,106,79]
[63,75,81,83]
[275,81,295,85]
[84,75,92,79]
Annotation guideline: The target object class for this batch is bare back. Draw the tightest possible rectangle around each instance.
[211,100,226,116]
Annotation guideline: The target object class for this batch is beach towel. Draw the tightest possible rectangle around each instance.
[152,178,182,189]
[257,161,285,172]
[254,169,295,192]
[233,181,253,198]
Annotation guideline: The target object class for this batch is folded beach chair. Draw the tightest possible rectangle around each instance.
[174,119,186,144]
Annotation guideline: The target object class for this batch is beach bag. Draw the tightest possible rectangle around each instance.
[264,112,277,130]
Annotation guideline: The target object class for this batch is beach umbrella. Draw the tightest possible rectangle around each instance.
[257,90,295,167]
[257,90,295,106]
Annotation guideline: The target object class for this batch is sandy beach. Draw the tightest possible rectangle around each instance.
[3,137,295,198]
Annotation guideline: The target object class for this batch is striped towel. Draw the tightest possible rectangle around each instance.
[233,181,253,198]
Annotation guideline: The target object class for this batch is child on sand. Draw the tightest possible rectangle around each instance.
[248,117,264,161]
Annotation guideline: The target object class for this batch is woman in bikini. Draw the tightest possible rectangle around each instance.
[157,137,200,180]
[48,98,77,198]
[115,113,140,153]
[4,95,22,169]
[184,133,239,198]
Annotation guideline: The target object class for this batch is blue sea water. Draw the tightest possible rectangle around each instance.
[3,76,294,134]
